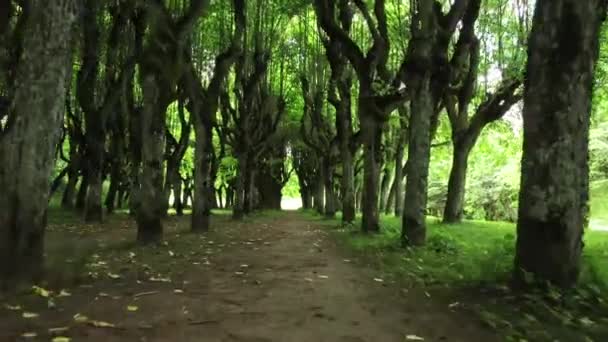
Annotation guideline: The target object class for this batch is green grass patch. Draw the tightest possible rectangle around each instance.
[320,213,608,341]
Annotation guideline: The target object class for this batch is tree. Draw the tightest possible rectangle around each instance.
[315,0,407,233]
[0,0,78,287]
[184,0,245,232]
[402,0,474,246]
[515,0,607,288]
[135,0,209,243]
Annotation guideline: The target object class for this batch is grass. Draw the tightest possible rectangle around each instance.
[314,211,608,341]
[591,179,608,228]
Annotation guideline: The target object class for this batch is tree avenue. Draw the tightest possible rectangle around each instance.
[1,0,608,315]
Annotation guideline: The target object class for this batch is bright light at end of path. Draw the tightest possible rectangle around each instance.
[281,198,302,210]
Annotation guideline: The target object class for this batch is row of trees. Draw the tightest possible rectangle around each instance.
[0,0,606,289]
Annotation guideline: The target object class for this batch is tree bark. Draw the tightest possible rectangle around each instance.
[191,120,212,231]
[77,1,104,223]
[323,157,336,218]
[443,141,473,223]
[135,74,168,244]
[75,173,88,211]
[360,113,382,233]
[514,0,606,288]
[393,108,408,217]
[379,166,393,213]
[233,154,247,219]
[0,0,77,287]
[402,0,436,247]
[314,176,324,215]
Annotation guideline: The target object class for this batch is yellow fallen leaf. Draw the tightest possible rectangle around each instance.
[173,289,184,294]
[107,272,121,280]
[22,312,39,319]
[127,305,138,312]
[49,326,70,334]
[32,285,51,297]
[149,277,171,283]
[52,337,71,342]
[88,320,116,328]
[58,289,72,297]
[405,335,425,341]
[4,304,21,310]
[21,332,37,338]
[73,313,88,323]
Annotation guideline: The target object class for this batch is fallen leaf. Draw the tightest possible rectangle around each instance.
[22,312,39,319]
[169,251,175,257]
[51,337,71,342]
[49,327,70,334]
[448,302,460,309]
[174,289,184,294]
[73,313,89,323]
[373,278,384,283]
[304,278,314,282]
[107,272,121,280]
[4,304,21,310]
[32,285,51,297]
[21,332,37,338]
[235,271,245,275]
[88,320,116,328]
[134,291,160,298]
[127,305,138,312]
[149,277,171,283]
[405,335,425,341]
[58,289,72,297]
[240,264,249,268]
[317,275,329,279]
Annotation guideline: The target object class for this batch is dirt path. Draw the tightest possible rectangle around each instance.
[1,211,497,341]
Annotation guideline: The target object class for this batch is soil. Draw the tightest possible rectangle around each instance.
[0,211,498,341]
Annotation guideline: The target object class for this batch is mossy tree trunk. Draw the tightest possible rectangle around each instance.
[0,0,77,287]
[515,0,607,288]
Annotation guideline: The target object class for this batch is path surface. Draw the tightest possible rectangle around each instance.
[1,211,497,341]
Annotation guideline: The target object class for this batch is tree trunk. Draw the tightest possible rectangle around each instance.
[385,179,396,215]
[0,0,76,287]
[191,120,213,232]
[135,75,167,244]
[75,174,88,211]
[402,0,435,247]
[360,114,382,233]
[105,175,119,215]
[314,177,324,215]
[84,164,103,222]
[322,157,336,218]
[379,167,393,213]
[300,186,311,209]
[173,177,184,216]
[403,90,433,246]
[443,140,473,223]
[394,112,407,217]
[256,170,283,210]
[341,148,356,222]
[61,169,78,209]
[233,154,247,219]
[514,0,605,288]
[78,1,104,223]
